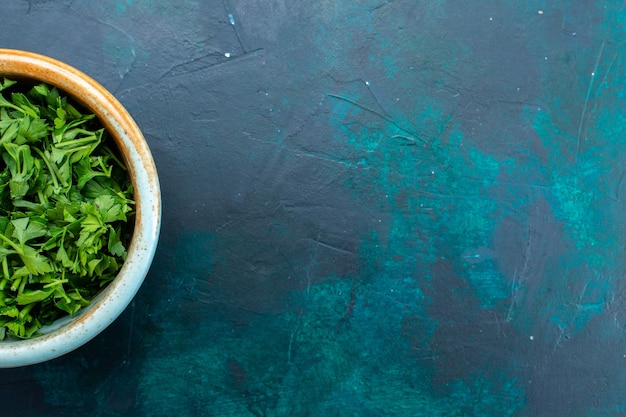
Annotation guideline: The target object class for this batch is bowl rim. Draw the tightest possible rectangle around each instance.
[0,48,161,367]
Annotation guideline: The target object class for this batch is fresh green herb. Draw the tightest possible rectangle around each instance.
[0,78,134,339]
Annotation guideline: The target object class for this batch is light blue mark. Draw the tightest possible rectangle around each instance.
[115,0,132,14]
[462,247,495,265]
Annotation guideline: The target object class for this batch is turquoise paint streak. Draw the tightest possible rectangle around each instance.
[335,103,509,308]
[328,96,522,410]
[321,5,526,410]
[520,0,626,347]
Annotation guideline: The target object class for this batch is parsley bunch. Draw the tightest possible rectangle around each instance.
[0,78,134,339]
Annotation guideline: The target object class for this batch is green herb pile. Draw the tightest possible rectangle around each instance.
[0,78,134,340]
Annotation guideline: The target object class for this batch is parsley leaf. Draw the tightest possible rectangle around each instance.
[0,78,135,340]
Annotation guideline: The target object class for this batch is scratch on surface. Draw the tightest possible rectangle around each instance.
[154,48,264,85]
[325,71,428,147]
[328,94,427,146]
[506,220,533,322]
[215,219,238,232]
[552,322,568,354]
[72,10,138,93]
[303,237,356,256]
[597,48,619,90]
[390,134,429,146]
[576,39,606,161]
[576,280,590,306]
[371,1,392,11]
[293,149,354,169]
[604,283,625,328]
[613,169,625,201]
[327,93,391,121]
[493,311,505,338]
[287,311,302,365]
[324,71,393,118]
[223,0,247,53]
[552,274,604,354]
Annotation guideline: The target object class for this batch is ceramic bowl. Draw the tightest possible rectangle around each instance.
[0,49,161,367]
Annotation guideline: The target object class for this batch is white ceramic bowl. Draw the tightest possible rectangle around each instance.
[0,49,161,367]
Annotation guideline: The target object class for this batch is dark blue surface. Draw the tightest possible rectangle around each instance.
[1,1,626,416]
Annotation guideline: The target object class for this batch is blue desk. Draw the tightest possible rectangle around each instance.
[1,1,624,416]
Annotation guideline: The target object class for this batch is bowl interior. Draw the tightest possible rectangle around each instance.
[0,49,161,367]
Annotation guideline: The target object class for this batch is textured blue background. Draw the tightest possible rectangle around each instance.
[1,1,626,416]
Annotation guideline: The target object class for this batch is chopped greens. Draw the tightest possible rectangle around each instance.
[0,78,134,340]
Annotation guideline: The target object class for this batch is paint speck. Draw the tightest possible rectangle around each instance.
[225,52,231,58]
[529,335,534,341]
[591,72,595,76]
[537,10,544,14]
[365,81,370,86]
[489,17,493,21]
[544,56,548,60]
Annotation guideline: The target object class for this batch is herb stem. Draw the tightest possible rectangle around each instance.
[0,232,21,253]
[0,95,24,114]
[43,279,68,289]
[19,302,34,319]
[55,136,98,148]
[10,277,21,292]
[33,148,60,190]
[1,258,9,282]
